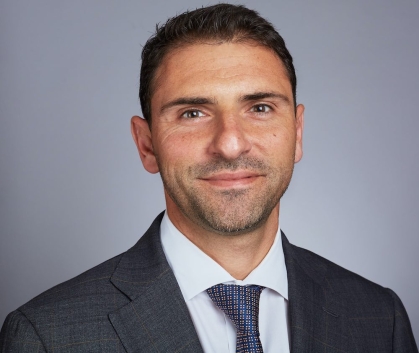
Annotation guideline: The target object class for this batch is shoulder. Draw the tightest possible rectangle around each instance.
[290,242,399,312]
[0,310,47,352]
[1,213,166,351]
[289,243,418,350]
[20,253,125,314]
[291,245,397,305]
[1,253,128,351]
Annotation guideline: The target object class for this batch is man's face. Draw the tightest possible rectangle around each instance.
[133,42,304,235]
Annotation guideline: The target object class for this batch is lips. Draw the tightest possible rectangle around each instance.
[200,171,263,187]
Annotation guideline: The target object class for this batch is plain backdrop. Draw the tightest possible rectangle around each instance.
[1,0,418,340]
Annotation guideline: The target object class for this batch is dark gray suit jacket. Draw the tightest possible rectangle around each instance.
[1,212,417,352]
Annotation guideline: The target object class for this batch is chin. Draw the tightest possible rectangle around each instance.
[195,203,274,236]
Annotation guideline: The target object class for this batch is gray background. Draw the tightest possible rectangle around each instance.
[1,0,418,341]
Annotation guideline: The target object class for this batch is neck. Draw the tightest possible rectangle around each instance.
[166,198,280,280]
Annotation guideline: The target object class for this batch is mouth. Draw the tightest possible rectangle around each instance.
[199,171,263,188]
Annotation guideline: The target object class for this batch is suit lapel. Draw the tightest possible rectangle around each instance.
[108,213,203,353]
[107,213,353,352]
[282,232,352,352]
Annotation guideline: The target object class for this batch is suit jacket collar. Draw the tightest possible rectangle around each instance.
[108,213,351,352]
[109,212,203,353]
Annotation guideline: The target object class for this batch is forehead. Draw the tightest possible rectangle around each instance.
[151,42,292,104]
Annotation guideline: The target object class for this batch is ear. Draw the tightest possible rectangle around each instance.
[131,116,159,173]
[294,104,304,163]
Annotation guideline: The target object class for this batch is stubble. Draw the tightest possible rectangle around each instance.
[158,154,294,236]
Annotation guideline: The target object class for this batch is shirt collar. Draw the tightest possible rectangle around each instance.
[160,212,288,302]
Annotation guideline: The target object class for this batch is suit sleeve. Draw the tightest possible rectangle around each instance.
[387,289,418,353]
[0,310,47,353]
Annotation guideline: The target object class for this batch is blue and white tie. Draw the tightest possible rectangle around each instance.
[207,284,264,353]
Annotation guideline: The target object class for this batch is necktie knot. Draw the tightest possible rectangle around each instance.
[207,284,264,352]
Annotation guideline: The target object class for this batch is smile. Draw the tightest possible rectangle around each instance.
[200,171,263,188]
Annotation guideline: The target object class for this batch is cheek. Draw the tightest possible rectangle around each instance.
[154,131,202,177]
[257,131,297,170]
[253,124,296,155]
[155,122,206,149]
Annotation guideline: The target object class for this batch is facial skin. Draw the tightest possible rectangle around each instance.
[132,42,304,277]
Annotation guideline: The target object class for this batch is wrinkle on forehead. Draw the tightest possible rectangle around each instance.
[152,41,287,92]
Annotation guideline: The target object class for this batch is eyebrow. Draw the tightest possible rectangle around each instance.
[160,97,217,114]
[239,91,291,105]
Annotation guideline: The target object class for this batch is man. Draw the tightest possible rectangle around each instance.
[0,3,417,352]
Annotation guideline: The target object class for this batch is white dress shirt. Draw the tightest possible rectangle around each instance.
[160,212,290,353]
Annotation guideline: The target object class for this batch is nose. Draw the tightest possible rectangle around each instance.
[208,115,252,160]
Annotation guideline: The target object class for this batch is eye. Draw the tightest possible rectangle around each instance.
[181,110,205,119]
[251,104,272,113]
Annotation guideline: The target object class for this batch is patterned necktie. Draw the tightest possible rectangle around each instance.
[207,284,264,353]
